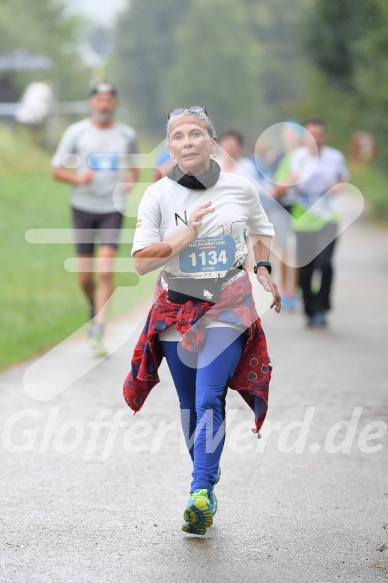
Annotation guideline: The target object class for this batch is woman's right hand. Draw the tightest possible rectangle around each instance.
[133,202,214,276]
[187,201,215,239]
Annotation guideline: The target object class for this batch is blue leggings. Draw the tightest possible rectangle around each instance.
[161,327,246,493]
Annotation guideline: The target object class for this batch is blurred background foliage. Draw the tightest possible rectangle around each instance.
[0,0,90,99]
[2,0,388,161]
[111,0,388,216]
[112,0,388,163]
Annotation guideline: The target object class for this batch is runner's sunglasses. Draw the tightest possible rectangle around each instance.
[167,106,208,119]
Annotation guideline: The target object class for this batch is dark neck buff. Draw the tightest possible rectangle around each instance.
[167,159,221,190]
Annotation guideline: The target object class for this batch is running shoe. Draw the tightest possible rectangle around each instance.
[181,490,218,535]
[313,311,327,327]
[282,295,297,312]
[181,489,213,535]
[90,334,107,357]
[208,489,218,516]
[306,311,327,328]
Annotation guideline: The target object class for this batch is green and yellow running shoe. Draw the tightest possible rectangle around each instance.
[208,490,218,516]
[90,334,107,358]
[182,489,214,536]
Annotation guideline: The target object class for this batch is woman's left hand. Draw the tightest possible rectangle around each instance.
[256,270,282,313]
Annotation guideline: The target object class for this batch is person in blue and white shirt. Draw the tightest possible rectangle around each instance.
[51,82,139,356]
[290,117,350,327]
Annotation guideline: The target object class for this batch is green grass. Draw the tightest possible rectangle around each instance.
[0,125,155,371]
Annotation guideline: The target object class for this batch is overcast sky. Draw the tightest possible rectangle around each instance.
[66,0,127,24]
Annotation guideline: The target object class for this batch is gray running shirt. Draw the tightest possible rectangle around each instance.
[51,118,138,213]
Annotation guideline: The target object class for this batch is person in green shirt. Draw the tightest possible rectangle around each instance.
[288,117,350,327]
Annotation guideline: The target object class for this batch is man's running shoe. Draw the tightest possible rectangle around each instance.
[306,311,327,328]
[90,334,107,358]
[181,489,213,535]
[282,294,297,312]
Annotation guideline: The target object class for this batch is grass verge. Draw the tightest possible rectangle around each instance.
[0,125,155,372]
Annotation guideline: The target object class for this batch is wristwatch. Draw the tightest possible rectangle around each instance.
[254,261,272,275]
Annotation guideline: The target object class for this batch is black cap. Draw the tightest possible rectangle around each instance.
[89,82,118,97]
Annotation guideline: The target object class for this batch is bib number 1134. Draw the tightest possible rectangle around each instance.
[179,236,236,273]
[188,249,228,267]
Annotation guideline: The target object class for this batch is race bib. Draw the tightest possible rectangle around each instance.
[179,236,236,274]
[88,153,120,171]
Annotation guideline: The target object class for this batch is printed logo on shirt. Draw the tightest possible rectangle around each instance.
[136,218,142,229]
[175,211,188,226]
[206,220,245,237]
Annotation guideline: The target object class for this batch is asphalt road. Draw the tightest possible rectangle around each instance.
[1,193,388,583]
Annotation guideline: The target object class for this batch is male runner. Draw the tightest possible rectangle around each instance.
[52,82,139,355]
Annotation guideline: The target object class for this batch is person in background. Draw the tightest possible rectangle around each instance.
[124,106,280,536]
[152,146,174,182]
[51,82,139,356]
[218,129,272,271]
[218,129,261,185]
[290,117,350,327]
[271,121,304,311]
[254,139,278,187]
[15,81,54,126]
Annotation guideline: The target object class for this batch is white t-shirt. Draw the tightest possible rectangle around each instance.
[219,155,270,199]
[51,119,138,214]
[133,171,274,341]
[291,145,350,221]
[132,171,274,277]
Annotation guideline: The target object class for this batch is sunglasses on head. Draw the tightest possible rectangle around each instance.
[167,106,208,119]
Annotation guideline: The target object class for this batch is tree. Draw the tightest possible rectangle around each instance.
[0,0,89,100]
[304,0,379,91]
[114,0,318,137]
[301,0,388,165]
[162,0,261,138]
[115,0,192,135]
[351,0,388,165]
[241,0,313,119]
